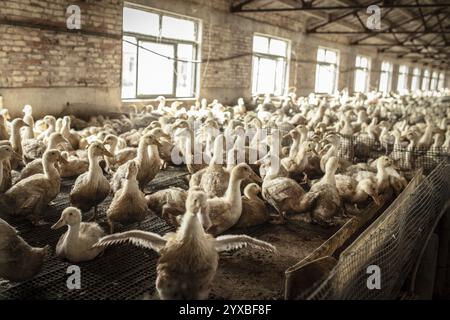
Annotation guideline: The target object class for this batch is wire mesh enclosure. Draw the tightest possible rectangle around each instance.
[303,160,450,300]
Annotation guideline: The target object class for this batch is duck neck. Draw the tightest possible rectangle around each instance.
[47,137,60,150]
[322,167,336,186]
[137,140,149,162]
[87,149,102,181]
[43,158,58,179]
[66,224,80,247]
[10,124,23,154]
[177,213,205,243]
[376,163,388,186]
[224,173,243,206]
[123,175,140,194]
[289,137,300,158]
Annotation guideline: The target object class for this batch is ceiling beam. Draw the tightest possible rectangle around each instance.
[231,3,450,13]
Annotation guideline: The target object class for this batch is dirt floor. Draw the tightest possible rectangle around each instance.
[0,167,338,300]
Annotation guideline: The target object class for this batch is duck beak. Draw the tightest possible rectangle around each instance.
[51,217,66,230]
[102,148,113,158]
[59,155,69,164]
[161,133,171,140]
[371,194,382,206]
[250,171,263,184]
[12,150,22,161]
[197,208,212,231]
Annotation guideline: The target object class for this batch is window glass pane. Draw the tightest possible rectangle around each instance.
[123,7,159,36]
[253,36,269,54]
[315,64,335,94]
[252,57,259,93]
[317,48,325,62]
[325,50,337,63]
[176,44,195,97]
[269,38,287,56]
[121,37,137,99]
[255,58,277,94]
[161,15,196,41]
[137,42,174,95]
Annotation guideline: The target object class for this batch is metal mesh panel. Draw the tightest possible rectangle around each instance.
[338,135,450,175]
[305,160,450,300]
[0,167,190,300]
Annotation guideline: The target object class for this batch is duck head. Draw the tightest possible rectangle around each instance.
[51,207,82,229]
[88,142,113,158]
[44,149,68,165]
[0,145,20,161]
[183,190,212,230]
[244,183,262,200]
[11,118,29,129]
[232,163,262,183]
[142,133,162,147]
[359,179,381,205]
[103,134,118,147]
[125,160,139,179]
[48,132,70,147]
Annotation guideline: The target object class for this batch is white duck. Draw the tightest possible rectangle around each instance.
[52,207,105,262]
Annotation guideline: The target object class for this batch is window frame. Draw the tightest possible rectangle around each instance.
[354,55,371,93]
[379,61,393,93]
[315,46,340,94]
[411,67,421,91]
[251,33,290,96]
[397,65,409,92]
[122,3,200,100]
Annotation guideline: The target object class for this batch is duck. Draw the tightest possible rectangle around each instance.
[70,142,112,221]
[262,162,312,223]
[0,144,17,192]
[18,132,69,181]
[21,105,35,140]
[51,207,105,262]
[107,160,150,233]
[206,163,262,235]
[9,118,28,170]
[0,149,66,225]
[111,133,162,192]
[94,190,276,300]
[145,187,188,225]
[59,151,89,178]
[190,134,229,197]
[0,115,9,141]
[335,175,381,207]
[233,183,270,228]
[299,156,342,226]
[353,156,394,195]
[0,217,50,282]
[36,115,56,140]
[61,116,81,150]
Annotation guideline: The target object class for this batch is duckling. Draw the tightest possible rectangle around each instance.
[107,160,150,233]
[21,105,35,140]
[94,191,276,300]
[299,156,342,226]
[9,118,28,170]
[0,149,66,225]
[0,217,50,282]
[111,133,162,192]
[206,163,262,236]
[51,207,105,262]
[18,133,69,181]
[233,183,269,228]
[70,142,112,221]
[353,156,393,195]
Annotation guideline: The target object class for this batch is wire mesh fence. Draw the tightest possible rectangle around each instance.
[303,160,450,300]
[337,135,450,175]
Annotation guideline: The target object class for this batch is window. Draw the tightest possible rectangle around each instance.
[379,61,392,93]
[251,34,289,96]
[122,6,199,99]
[397,65,409,92]
[411,67,421,91]
[315,47,339,94]
[422,69,430,91]
[354,55,371,93]
[430,71,439,91]
[438,72,446,90]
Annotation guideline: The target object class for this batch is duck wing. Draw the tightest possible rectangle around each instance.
[214,235,277,253]
[94,230,166,253]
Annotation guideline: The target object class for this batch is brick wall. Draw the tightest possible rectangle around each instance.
[0,0,123,117]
